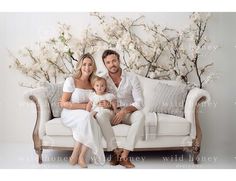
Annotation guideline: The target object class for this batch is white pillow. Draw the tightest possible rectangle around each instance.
[41,82,63,118]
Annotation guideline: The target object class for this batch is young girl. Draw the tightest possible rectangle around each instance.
[86,76,118,117]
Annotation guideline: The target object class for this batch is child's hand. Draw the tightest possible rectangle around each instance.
[98,100,111,109]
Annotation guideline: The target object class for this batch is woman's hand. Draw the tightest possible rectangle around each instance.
[58,100,64,108]
[59,101,72,109]
[98,100,111,109]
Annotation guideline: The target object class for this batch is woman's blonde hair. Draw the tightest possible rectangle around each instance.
[73,53,97,82]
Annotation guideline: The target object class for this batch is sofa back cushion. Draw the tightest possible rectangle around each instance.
[150,83,189,117]
[41,82,63,118]
[136,74,189,117]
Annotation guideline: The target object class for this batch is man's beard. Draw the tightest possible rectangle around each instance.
[108,66,119,74]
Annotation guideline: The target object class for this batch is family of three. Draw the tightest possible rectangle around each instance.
[59,50,145,168]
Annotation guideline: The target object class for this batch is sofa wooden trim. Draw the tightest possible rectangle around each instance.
[30,95,43,164]
[191,96,206,164]
[30,94,207,164]
[42,146,192,151]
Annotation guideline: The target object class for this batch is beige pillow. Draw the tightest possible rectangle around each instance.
[149,83,190,117]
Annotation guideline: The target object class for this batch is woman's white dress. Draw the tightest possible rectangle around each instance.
[61,77,105,165]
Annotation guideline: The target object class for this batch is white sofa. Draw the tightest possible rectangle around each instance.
[27,75,210,164]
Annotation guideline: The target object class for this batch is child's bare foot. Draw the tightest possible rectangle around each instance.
[78,156,88,168]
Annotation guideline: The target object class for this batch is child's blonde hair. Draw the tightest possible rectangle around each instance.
[91,76,107,92]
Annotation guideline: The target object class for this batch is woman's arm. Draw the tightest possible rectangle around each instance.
[59,92,87,110]
[86,101,93,112]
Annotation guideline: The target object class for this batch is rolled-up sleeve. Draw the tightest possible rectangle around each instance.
[130,75,144,110]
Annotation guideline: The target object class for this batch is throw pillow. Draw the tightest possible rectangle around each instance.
[149,83,190,117]
[41,82,63,118]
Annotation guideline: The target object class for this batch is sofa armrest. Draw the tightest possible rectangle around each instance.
[184,87,210,139]
[25,87,52,140]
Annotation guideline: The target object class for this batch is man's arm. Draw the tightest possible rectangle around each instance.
[121,105,137,114]
[111,106,137,125]
[111,75,143,125]
[130,75,144,110]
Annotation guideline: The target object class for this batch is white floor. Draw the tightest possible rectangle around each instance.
[0,142,236,169]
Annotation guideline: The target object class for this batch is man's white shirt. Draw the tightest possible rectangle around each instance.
[102,71,144,110]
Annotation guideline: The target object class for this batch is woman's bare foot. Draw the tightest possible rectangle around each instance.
[78,155,88,168]
[69,155,79,165]
[69,142,81,165]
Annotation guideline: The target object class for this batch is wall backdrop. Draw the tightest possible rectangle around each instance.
[0,13,236,162]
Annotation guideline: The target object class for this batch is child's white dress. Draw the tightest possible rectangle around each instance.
[61,77,105,165]
[89,92,116,114]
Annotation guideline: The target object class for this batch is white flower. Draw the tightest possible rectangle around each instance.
[63,46,69,53]
[123,18,132,27]
[156,48,162,55]
[135,60,143,67]
[31,63,41,70]
[149,72,156,79]
[128,42,135,50]
[120,32,131,46]
[155,69,160,76]
[10,14,216,88]
[190,13,201,22]
[27,69,35,77]
[136,67,145,75]
[179,64,188,74]
[176,76,183,83]
[169,69,176,79]
[115,41,123,51]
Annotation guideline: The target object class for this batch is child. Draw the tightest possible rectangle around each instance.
[86,76,118,116]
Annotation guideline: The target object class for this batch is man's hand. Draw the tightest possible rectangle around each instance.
[112,109,126,125]
[98,100,111,109]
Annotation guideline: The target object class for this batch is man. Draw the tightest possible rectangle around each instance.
[96,49,145,168]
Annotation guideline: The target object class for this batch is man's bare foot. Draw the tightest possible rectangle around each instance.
[78,156,88,168]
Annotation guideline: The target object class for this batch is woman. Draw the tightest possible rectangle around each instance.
[59,53,105,168]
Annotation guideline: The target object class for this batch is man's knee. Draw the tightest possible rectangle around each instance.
[131,111,145,124]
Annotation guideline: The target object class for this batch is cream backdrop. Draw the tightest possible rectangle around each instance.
[0,13,236,160]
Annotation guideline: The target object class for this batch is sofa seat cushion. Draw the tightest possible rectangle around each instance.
[157,113,190,136]
[46,114,190,137]
[46,118,72,136]
[45,118,130,137]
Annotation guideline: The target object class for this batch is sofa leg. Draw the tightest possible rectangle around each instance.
[35,148,43,164]
[191,97,205,164]
[192,139,200,164]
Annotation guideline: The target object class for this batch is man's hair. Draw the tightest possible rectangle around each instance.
[102,49,120,63]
